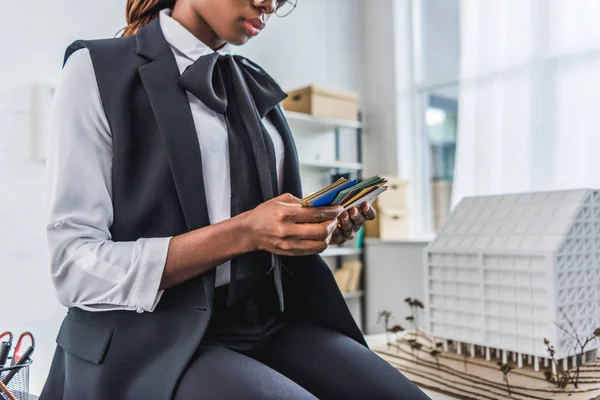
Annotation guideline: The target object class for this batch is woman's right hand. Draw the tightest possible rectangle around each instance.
[243,193,344,256]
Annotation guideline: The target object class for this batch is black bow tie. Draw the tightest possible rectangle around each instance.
[178,53,287,311]
[179,53,286,117]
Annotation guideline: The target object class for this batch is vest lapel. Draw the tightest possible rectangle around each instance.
[136,19,211,233]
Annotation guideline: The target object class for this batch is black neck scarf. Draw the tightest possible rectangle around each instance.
[178,53,287,311]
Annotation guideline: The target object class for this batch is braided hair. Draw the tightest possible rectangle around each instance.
[123,0,176,36]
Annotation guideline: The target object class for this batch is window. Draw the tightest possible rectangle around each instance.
[425,94,457,231]
[409,0,460,234]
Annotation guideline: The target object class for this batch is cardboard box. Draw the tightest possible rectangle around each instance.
[365,179,409,239]
[364,198,381,238]
[377,177,408,210]
[365,218,380,238]
[379,207,409,240]
[282,85,359,121]
[365,196,410,240]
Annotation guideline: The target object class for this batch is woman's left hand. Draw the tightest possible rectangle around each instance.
[329,203,376,246]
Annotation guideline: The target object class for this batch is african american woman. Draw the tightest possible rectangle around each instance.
[41,0,430,399]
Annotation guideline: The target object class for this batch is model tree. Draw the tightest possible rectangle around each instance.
[407,338,423,360]
[544,321,600,389]
[389,325,405,346]
[461,343,470,372]
[497,362,515,396]
[553,317,600,388]
[543,338,570,389]
[430,348,442,370]
[404,297,425,332]
[377,310,393,345]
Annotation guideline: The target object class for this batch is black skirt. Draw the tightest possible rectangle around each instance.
[201,272,286,353]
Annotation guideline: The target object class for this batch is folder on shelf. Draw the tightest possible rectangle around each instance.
[334,268,352,292]
[343,260,363,292]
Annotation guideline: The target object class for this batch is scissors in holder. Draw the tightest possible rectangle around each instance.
[0,332,35,386]
[11,332,35,366]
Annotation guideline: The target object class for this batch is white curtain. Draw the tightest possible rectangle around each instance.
[452,0,600,207]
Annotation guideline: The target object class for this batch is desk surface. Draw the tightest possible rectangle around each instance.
[364,334,458,400]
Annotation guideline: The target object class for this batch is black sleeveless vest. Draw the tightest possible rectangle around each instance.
[40,18,366,400]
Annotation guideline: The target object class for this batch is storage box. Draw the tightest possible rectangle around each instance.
[364,198,381,238]
[364,218,380,238]
[432,180,452,231]
[379,208,409,240]
[377,177,408,209]
[282,85,359,121]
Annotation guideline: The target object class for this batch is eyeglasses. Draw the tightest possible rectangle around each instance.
[273,0,298,17]
[255,0,297,18]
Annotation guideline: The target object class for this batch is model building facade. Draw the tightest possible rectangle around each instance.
[425,189,600,369]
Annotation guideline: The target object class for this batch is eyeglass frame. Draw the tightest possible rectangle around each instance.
[256,0,297,18]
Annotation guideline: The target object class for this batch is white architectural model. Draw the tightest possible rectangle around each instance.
[424,189,600,372]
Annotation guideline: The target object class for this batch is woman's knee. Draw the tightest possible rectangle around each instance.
[174,345,317,400]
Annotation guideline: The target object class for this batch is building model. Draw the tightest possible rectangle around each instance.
[424,189,600,373]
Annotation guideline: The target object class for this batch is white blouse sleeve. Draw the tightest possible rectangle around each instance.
[45,48,171,313]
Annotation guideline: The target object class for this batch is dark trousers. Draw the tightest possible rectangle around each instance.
[173,275,429,400]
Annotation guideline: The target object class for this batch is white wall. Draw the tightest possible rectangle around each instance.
[0,1,126,89]
[240,0,364,94]
[417,0,460,87]
[0,1,126,395]
[362,0,400,178]
[0,0,364,395]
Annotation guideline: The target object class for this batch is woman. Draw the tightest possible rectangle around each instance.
[42,0,429,399]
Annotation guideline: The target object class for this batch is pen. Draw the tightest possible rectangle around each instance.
[1,346,33,386]
[0,342,10,369]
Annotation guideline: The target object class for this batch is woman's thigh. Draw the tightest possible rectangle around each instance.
[258,323,431,400]
[174,344,316,400]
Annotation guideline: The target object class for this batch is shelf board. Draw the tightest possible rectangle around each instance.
[284,110,362,131]
[322,247,363,257]
[342,290,364,300]
[299,159,363,171]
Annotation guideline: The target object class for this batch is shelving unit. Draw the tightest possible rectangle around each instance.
[299,159,363,171]
[285,109,366,331]
[284,110,362,132]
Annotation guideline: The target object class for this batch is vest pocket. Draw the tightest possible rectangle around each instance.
[56,313,114,364]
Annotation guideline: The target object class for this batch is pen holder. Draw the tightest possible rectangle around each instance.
[0,358,31,400]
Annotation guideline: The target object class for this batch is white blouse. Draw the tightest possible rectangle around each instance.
[46,9,285,313]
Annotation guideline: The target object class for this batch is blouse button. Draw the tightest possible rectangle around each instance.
[136,308,144,314]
